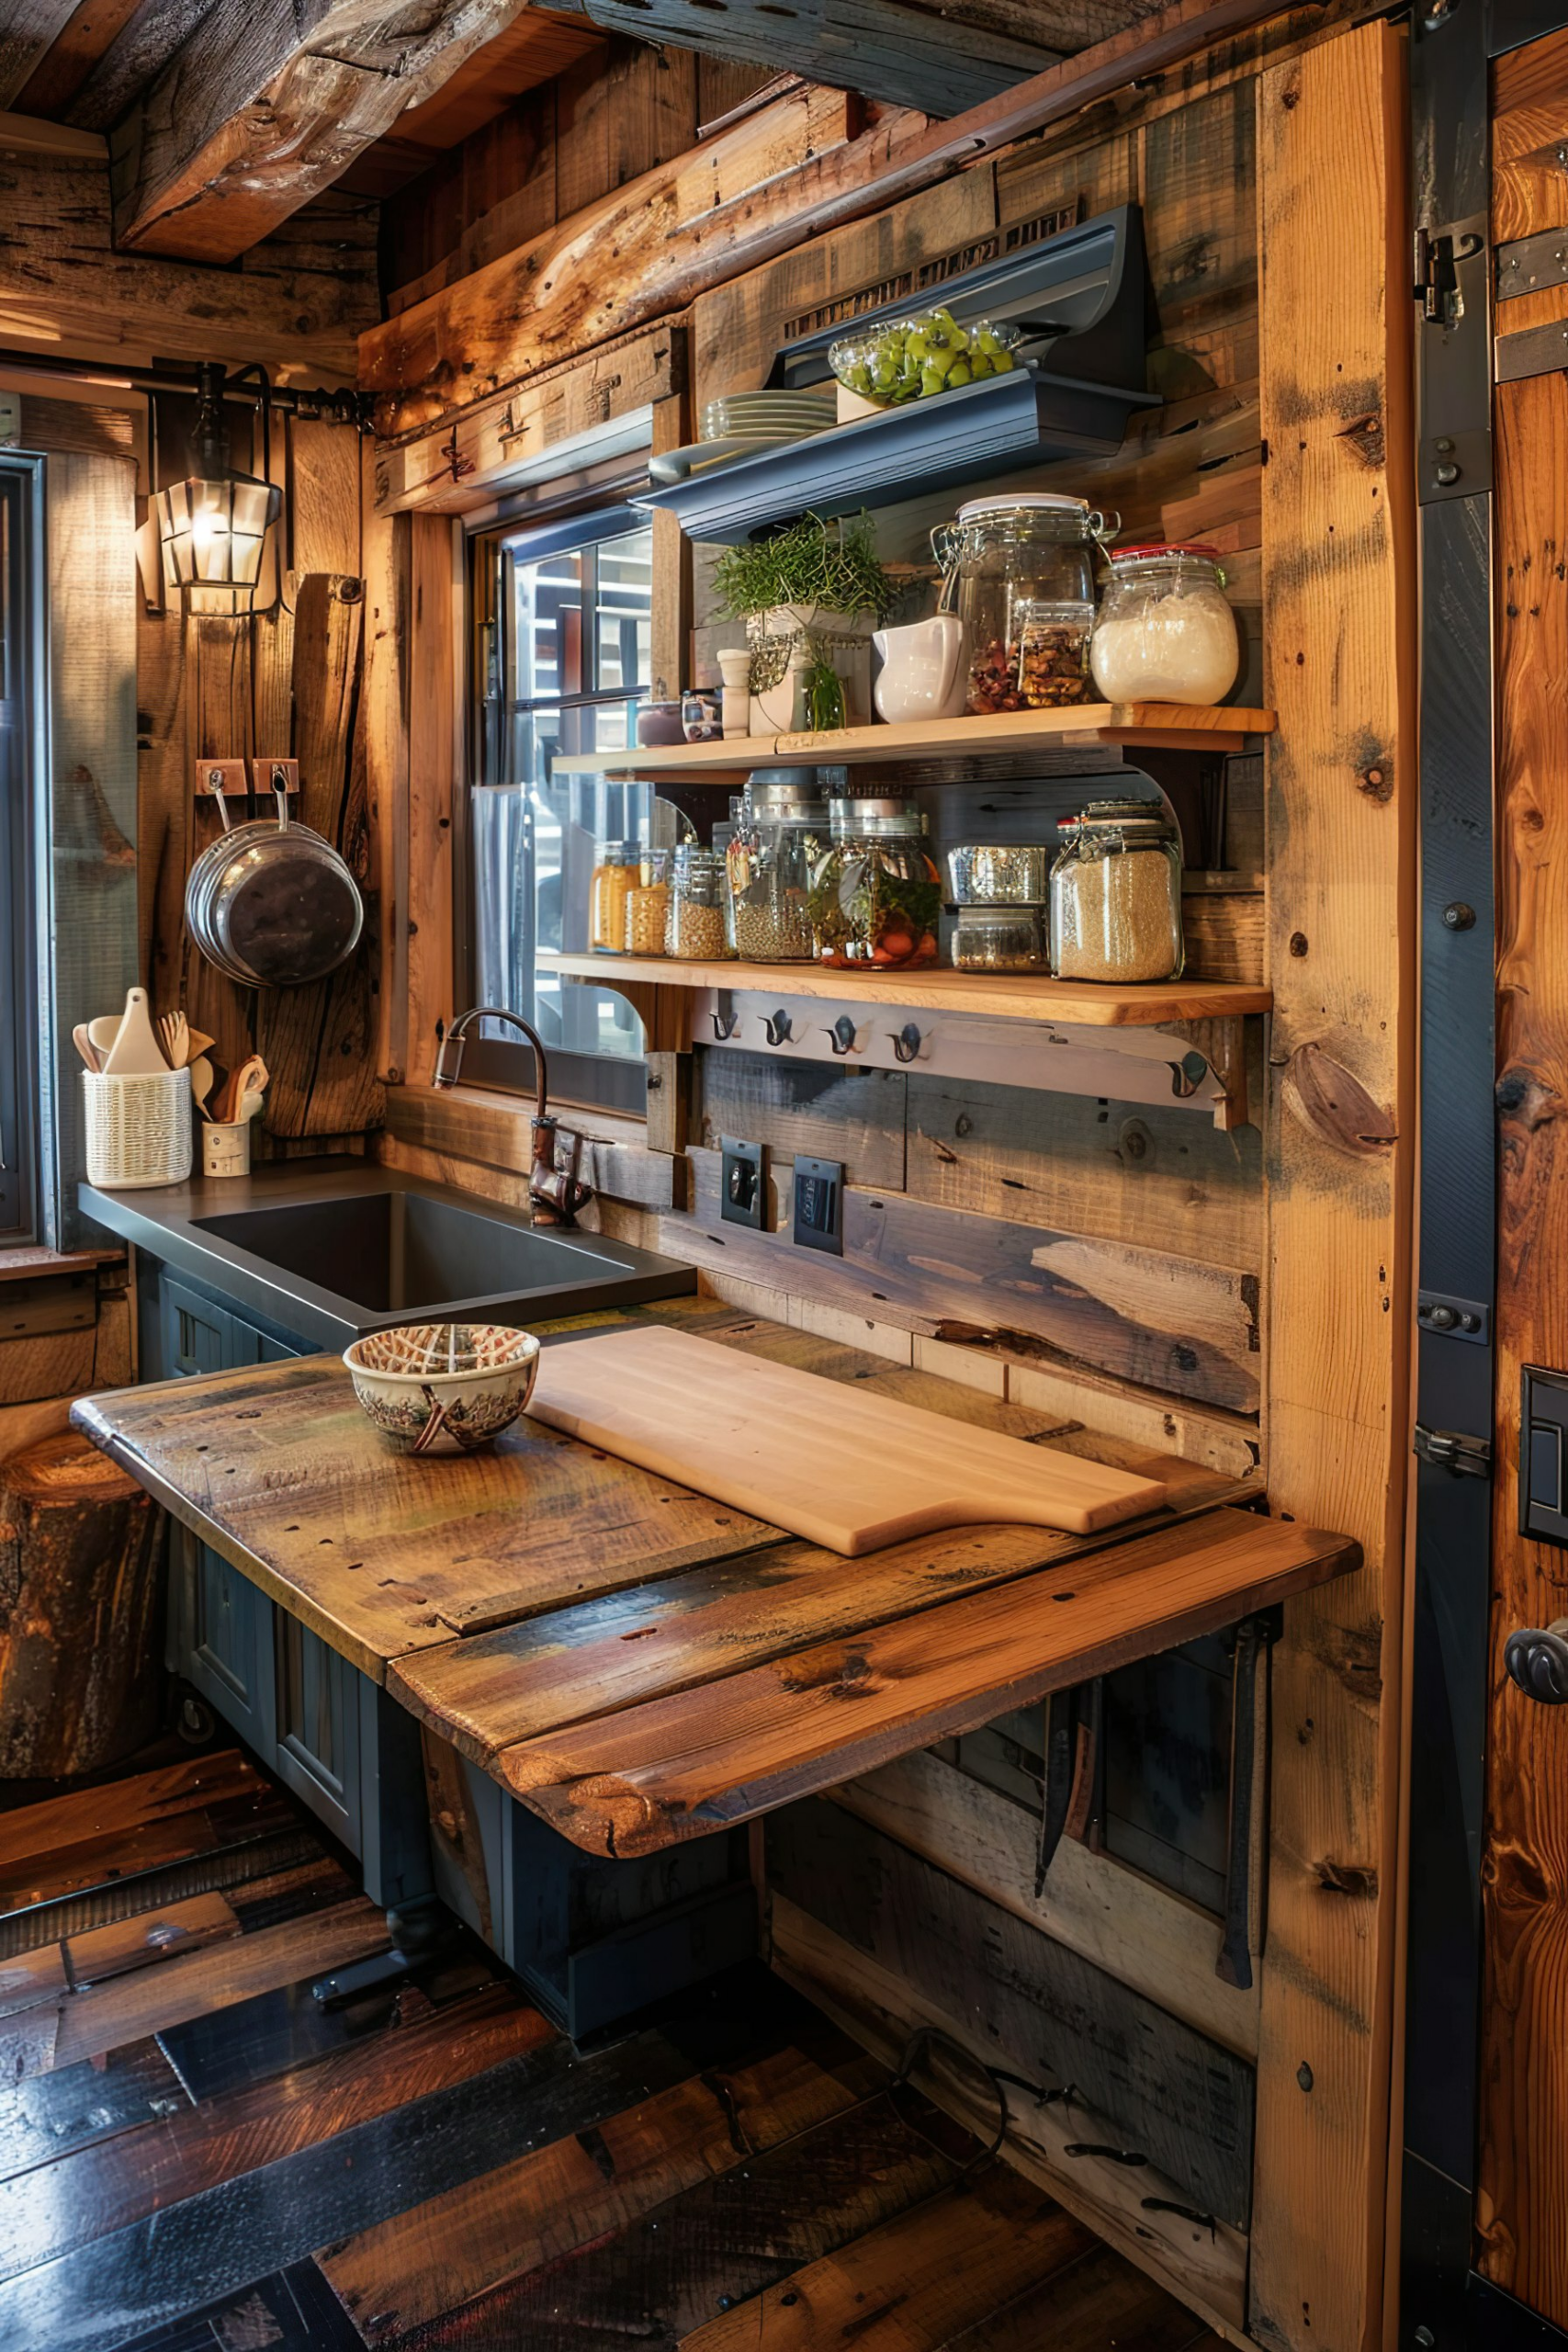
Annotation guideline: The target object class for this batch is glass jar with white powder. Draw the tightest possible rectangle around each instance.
[1089,544,1238,707]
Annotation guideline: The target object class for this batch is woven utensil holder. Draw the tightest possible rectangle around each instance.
[82,1068,192,1189]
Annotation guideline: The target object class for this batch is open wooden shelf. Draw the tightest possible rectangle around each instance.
[550,701,1276,779]
[546,950,1271,1026]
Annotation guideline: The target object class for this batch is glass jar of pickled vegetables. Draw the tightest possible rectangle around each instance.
[665,844,734,961]
[589,840,637,954]
[725,771,828,961]
[624,850,670,956]
[1048,800,1184,985]
[933,495,1113,715]
[1089,544,1239,706]
[809,797,942,970]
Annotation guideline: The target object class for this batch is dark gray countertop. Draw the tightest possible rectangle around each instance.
[81,1158,696,1351]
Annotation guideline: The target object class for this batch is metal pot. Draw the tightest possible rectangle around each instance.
[186,775,364,989]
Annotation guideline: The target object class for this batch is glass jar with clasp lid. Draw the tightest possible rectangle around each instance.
[724,768,829,961]
[933,494,1116,716]
[808,797,942,971]
[1048,799,1184,985]
[665,843,734,961]
[1089,543,1239,706]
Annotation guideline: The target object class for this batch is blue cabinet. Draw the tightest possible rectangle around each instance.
[141,1254,751,2030]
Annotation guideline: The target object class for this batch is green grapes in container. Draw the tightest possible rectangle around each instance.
[829,312,1023,407]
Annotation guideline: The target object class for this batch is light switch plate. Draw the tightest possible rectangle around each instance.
[793,1155,843,1255]
[720,1136,764,1230]
[1522,1365,1568,1545]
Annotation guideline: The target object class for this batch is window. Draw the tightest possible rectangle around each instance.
[468,508,656,1112]
[0,458,40,1240]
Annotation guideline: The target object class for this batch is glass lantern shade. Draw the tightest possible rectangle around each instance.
[154,470,281,614]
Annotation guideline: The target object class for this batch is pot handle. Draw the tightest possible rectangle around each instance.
[269,763,291,831]
[206,767,235,836]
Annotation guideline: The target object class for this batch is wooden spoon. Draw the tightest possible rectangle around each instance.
[220,1056,268,1123]
[189,1057,216,1121]
[73,1024,102,1072]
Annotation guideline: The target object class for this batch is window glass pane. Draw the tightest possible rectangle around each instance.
[472,516,656,1101]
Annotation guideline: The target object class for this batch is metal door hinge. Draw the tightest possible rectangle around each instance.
[1414,218,1485,322]
[1413,1423,1493,1476]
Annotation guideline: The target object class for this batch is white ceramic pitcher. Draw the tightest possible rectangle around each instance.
[872,614,967,724]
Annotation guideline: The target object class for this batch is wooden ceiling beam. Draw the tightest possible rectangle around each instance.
[66,0,225,133]
[577,0,1166,118]
[108,0,539,264]
[0,1,84,108]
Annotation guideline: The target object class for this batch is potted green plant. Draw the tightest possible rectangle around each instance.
[712,514,897,734]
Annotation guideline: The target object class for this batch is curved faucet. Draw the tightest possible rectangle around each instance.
[432,1005,592,1227]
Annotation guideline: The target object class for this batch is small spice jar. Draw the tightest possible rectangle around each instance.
[809,797,942,970]
[625,849,670,956]
[1089,544,1239,706]
[934,495,1111,716]
[589,840,637,954]
[1049,800,1184,984]
[666,843,734,960]
[725,770,829,961]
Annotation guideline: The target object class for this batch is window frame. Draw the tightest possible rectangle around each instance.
[458,497,658,1115]
[0,454,44,1245]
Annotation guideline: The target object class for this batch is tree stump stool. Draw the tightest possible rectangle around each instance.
[0,1430,163,1778]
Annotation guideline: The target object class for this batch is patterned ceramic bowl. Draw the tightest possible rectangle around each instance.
[344,1323,541,1455]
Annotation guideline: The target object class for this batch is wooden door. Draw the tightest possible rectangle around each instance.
[1479,83,1568,2310]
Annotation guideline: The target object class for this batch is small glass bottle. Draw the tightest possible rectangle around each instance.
[624,849,670,956]
[1089,544,1239,706]
[666,843,734,960]
[589,840,637,955]
[1048,799,1184,984]
[809,797,942,970]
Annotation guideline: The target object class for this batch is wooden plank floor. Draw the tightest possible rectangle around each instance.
[0,1746,1226,2352]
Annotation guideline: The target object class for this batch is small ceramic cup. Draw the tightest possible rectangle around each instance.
[344,1322,541,1455]
[202,1120,251,1178]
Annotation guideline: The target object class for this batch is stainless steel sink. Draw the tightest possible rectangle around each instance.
[80,1161,696,1352]
[192,1191,630,1318]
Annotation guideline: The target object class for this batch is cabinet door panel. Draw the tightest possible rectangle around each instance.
[175,1529,278,1765]
[273,1612,361,1850]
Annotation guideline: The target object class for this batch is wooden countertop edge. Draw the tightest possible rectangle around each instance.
[490,1517,1362,1858]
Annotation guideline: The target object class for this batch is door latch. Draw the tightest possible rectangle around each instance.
[1413,1422,1493,1477]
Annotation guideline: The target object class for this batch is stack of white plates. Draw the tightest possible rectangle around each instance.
[700,390,838,442]
[650,389,840,486]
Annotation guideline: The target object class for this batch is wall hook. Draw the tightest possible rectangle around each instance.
[889,1022,923,1064]
[762,1008,795,1046]
[710,1010,739,1041]
[824,1016,859,1057]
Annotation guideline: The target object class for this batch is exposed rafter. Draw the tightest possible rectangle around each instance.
[578,0,1167,118]
[0,1,82,109]
[108,0,542,264]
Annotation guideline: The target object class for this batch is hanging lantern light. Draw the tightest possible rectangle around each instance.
[153,361,281,616]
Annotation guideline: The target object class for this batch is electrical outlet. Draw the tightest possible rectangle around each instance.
[793,1155,843,1255]
[720,1136,764,1229]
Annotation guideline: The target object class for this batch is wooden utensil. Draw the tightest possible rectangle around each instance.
[72,1024,102,1073]
[87,1015,121,1057]
[528,1326,1167,1549]
[185,1027,216,1061]
[157,1011,190,1069]
[189,1057,216,1120]
[101,987,167,1077]
[219,1056,267,1123]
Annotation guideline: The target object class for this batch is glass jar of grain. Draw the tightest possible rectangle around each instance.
[589,840,637,954]
[1048,800,1184,984]
[725,771,829,961]
[665,843,734,960]
[624,849,670,956]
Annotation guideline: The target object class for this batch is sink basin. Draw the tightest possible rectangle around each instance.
[192,1192,633,1319]
[80,1160,697,1353]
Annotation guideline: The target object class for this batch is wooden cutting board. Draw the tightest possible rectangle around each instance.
[527,1326,1166,1553]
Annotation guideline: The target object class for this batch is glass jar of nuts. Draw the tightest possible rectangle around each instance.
[933,495,1113,716]
[665,844,734,961]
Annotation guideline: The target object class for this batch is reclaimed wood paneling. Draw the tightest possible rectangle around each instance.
[831,1745,1258,2057]
[770,1798,1255,2223]
[1476,361,1568,2324]
[1250,23,1416,2352]
[771,1894,1248,2335]
[668,1148,1261,1412]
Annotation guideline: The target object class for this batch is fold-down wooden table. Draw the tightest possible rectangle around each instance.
[73,1297,1359,2030]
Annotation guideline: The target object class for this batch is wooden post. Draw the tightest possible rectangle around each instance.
[0,1431,163,1777]
[1253,21,1416,2352]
